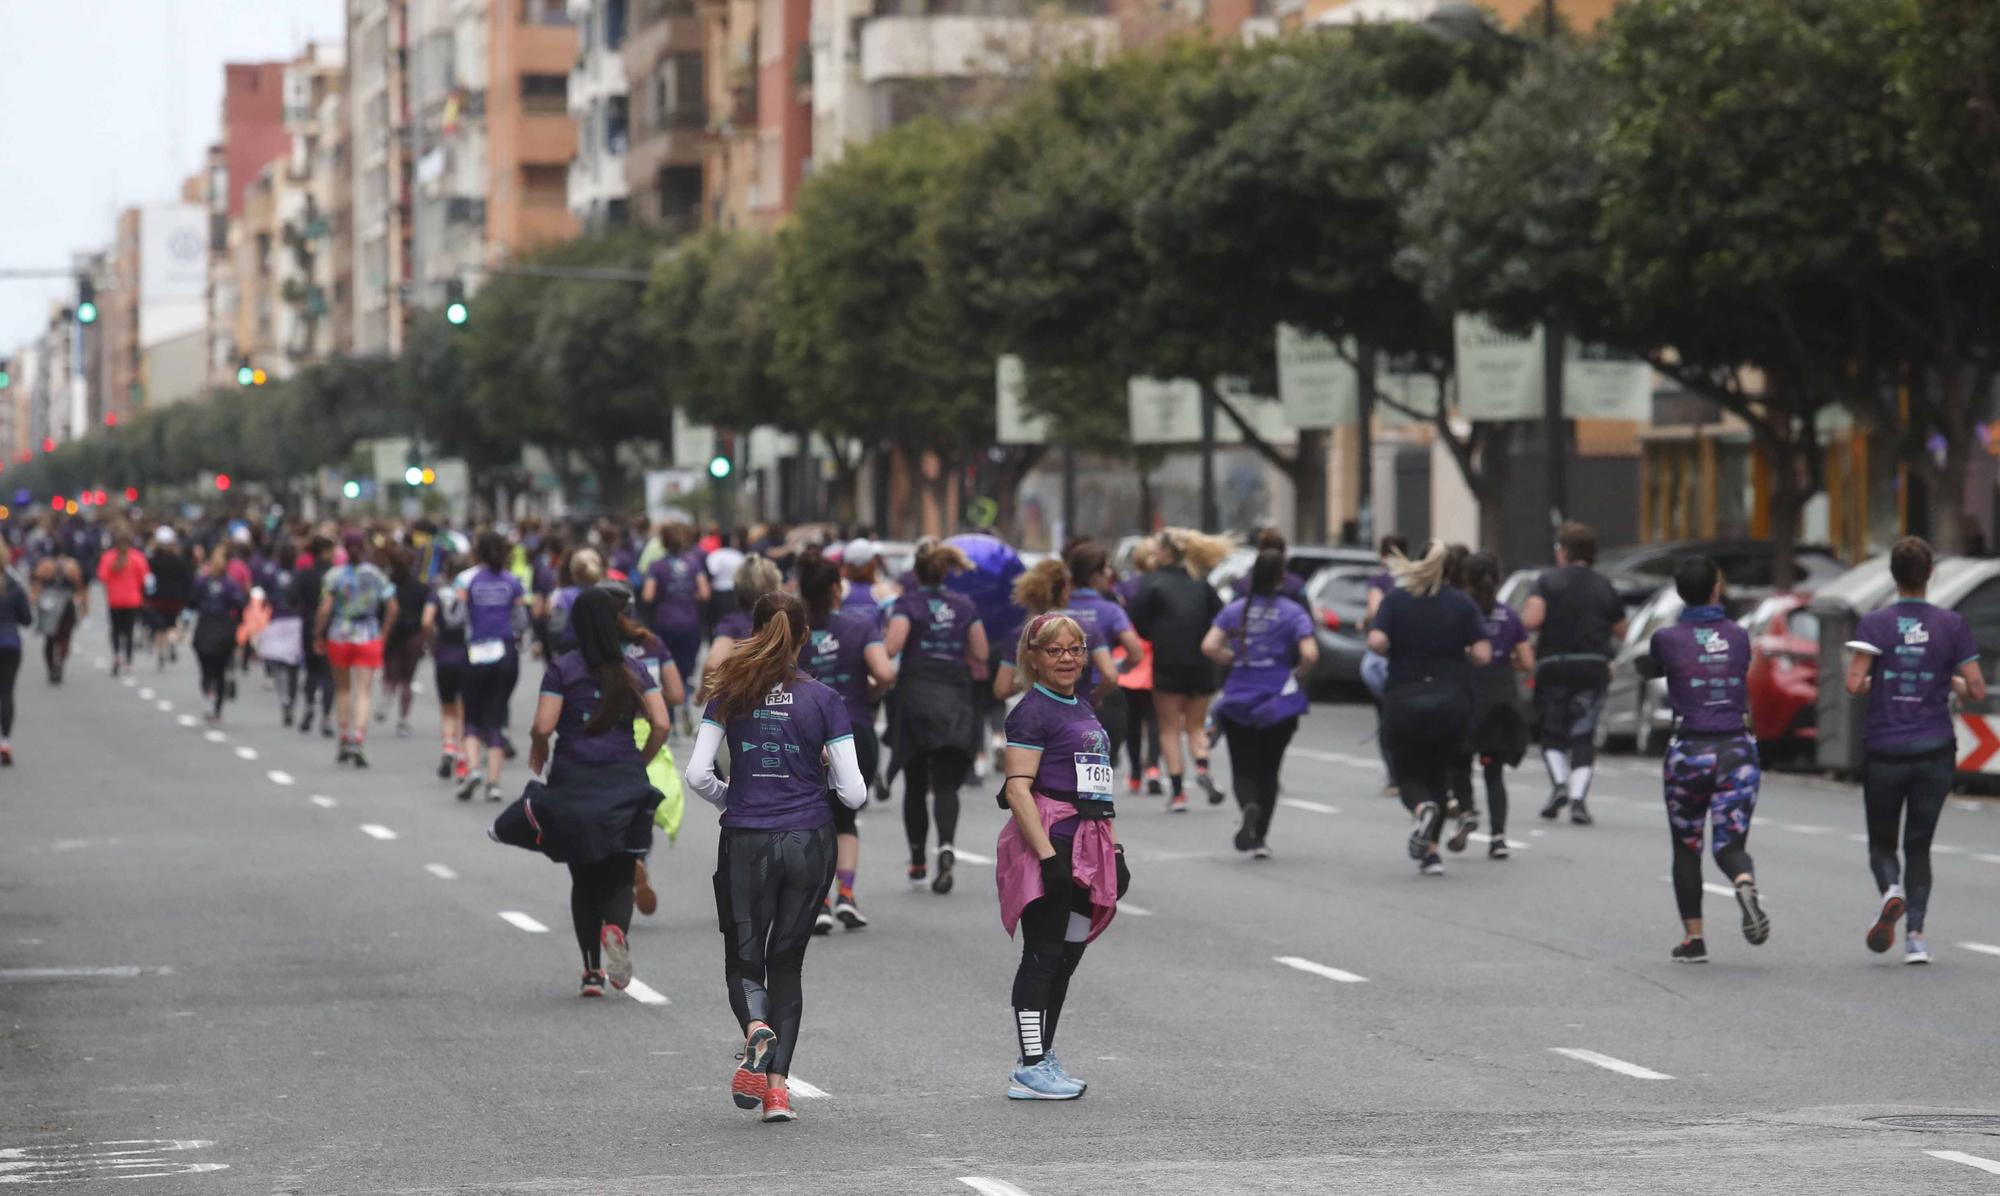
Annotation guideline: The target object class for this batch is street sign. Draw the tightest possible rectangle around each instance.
[1455,313,1653,421]
[995,355,1049,445]
[1127,377,1205,444]
[1275,324,1359,429]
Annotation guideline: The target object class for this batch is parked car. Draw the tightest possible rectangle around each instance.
[1598,584,1767,755]
[1299,564,1379,690]
[1211,544,1378,605]
[1599,539,1845,597]
[1745,594,1821,748]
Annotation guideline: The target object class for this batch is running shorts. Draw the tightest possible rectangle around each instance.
[434,660,467,705]
[327,639,385,670]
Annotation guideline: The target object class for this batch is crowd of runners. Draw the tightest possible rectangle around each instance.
[1,511,1974,1116]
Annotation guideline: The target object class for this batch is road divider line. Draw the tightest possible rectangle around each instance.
[1273,955,1367,984]
[1781,824,1831,835]
[138,687,155,699]
[624,978,670,1005]
[202,730,227,744]
[176,715,198,728]
[424,863,457,880]
[1279,798,1339,815]
[359,824,398,841]
[1975,854,2000,865]
[958,1179,1033,1196]
[498,911,549,933]
[787,1077,829,1099]
[1549,1047,1672,1080]
[1928,1150,2000,1176]
[1956,941,2000,958]
[1931,844,1965,855]
[953,849,995,866]
[265,773,295,790]
[309,795,337,809]
[120,677,135,688]
[155,700,172,712]
[234,746,259,761]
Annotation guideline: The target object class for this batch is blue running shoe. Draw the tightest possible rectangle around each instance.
[1007,1058,1083,1101]
[1044,1053,1087,1095]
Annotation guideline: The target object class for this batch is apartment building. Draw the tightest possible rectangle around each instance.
[279,44,348,368]
[349,0,412,355]
[624,0,706,229]
[408,0,491,310]
[489,0,581,261]
[569,0,634,228]
[699,0,759,228]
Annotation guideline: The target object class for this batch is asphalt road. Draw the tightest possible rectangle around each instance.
[7,625,2000,1193]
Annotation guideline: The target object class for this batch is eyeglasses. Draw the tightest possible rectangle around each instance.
[1039,644,1088,659]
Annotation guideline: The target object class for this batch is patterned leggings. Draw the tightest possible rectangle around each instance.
[1664,733,1761,921]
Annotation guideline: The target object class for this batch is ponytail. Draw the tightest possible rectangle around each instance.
[698,591,807,721]
[1011,557,1070,616]
[1391,539,1452,598]
[913,540,972,586]
[573,587,640,735]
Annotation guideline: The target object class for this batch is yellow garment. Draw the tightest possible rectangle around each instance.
[642,721,683,841]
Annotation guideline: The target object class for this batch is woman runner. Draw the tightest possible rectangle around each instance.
[422,556,470,780]
[796,548,896,932]
[1369,541,1492,877]
[96,528,148,677]
[291,536,337,738]
[884,540,989,894]
[1635,555,1770,962]
[458,532,528,802]
[547,548,604,656]
[146,527,193,671]
[991,559,1118,707]
[602,580,686,917]
[1458,552,1533,860]
[30,543,85,685]
[380,546,428,738]
[1129,530,1230,811]
[1844,536,1985,965]
[683,591,867,1124]
[0,545,32,763]
[314,532,395,767]
[995,612,1130,1100]
[191,548,248,723]
[1115,543,1163,795]
[1201,548,1318,859]
[494,587,672,996]
[641,523,710,734]
[1060,543,1146,775]
[705,556,783,672]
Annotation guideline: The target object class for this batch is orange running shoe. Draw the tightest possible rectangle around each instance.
[761,1085,796,1123]
[732,1021,776,1109]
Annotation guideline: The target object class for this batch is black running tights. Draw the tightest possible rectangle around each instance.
[0,647,18,736]
[716,826,835,1076]
[903,748,967,863]
[1444,755,1509,833]
[1218,715,1297,843]
[1122,688,1161,774]
[1863,749,1953,934]
[109,608,138,663]
[1012,836,1094,1064]
[569,856,636,971]
[302,654,334,719]
[197,648,231,712]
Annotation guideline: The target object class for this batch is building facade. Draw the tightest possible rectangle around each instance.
[408,0,491,312]
[349,0,412,355]
[569,0,634,229]
[624,0,706,229]
[488,0,581,261]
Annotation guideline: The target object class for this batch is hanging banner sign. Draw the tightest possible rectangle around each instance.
[1215,376,1296,446]
[1275,324,1358,429]
[1564,343,1653,420]
[1454,313,1653,421]
[1127,377,1206,444]
[995,355,1049,445]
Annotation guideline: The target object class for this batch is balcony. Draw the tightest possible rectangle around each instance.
[857,13,1117,84]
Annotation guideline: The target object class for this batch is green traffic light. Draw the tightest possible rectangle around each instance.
[445,302,468,326]
[76,302,98,325]
[0,371,10,391]
[707,455,732,480]
[237,366,254,386]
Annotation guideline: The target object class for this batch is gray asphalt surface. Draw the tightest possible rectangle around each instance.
[7,625,2000,1193]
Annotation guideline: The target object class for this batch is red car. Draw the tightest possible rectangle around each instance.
[1746,594,1820,746]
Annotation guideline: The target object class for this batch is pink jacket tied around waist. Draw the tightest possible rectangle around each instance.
[996,793,1120,943]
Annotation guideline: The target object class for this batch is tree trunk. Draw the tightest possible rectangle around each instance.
[1766,435,1802,591]
[1294,428,1329,543]
[1477,424,1513,554]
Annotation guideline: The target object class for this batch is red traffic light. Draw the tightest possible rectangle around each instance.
[39,438,54,453]
[94,489,108,505]
[48,496,62,511]
[124,486,138,503]
[214,474,231,492]
[78,492,93,507]
[104,413,117,427]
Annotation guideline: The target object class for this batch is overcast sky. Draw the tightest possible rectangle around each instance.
[0,0,345,355]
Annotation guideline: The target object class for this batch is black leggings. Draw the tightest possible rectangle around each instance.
[109,608,138,663]
[302,653,334,720]
[904,748,968,863]
[197,648,231,713]
[1382,682,1472,839]
[569,855,637,971]
[1218,714,1297,843]
[826,726,879,838]
[1121,688,1161,774]
[716,825,836,1076]
[1012,834,1095,1064]
[1863,749,1954,934]
[0,647,18,737]
[43,604,75,677]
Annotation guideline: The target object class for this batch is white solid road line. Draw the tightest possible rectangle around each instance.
[234,746,259,761]
[1279,798,1340,815]
[1273,955,1367,984]
[359,824,398,841]
[1928,1150,2000,1176]
[953,849,996,866]
[1956,942,2000,958]
[959,1179,1033,1196]
[498,911,549,933]
[788,1077,830,1099]
[1549,1048,1673,1080]
[623,978,670,1006]
[1781,824,1831,835]
[309,795,337,809]
[267,770,295,786]
[424,863,458,880]
[1976,854,2000,865]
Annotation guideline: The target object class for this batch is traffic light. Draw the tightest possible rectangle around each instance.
[214,473,232,492]
[0,358,10,390]
[237,359,254,386]
[708,454,733,480]
[75,276,97,325]
[445,278,468,326]
[405,466,424,487]
[342,480,361,500]
[40,438,54,454]
[124,487,139,503]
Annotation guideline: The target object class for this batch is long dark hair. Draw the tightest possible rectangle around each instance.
[1064,541,1108,594]
[475,531,509,572]
[574,586,641,735]
[796,546,841,626]
[698,591,807,722]
[1240,547,1287,656]
[1465,551,1504,612]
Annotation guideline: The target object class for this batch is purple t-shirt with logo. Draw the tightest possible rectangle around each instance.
[800,610,882,725]
[646,552,704,631]
[839,585,886,633]
[1481,602,1527,668]
[463,567,524,656]
[1648,607,1751,735]
[889,587,981,666]
[1065,588,1131,691]
[708,676,854,832]
[1856,599,1979,752]
[1004,684,1115,810]
[539,651,660,764]
[625,628,668,682]
[1211,596,1313,727]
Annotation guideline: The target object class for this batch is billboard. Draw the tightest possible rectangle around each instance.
[140,203,208,348]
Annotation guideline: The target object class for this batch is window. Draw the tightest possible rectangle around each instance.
[1955,578,2000,714]
[523,164,568,208]
[606,0,628,48]
[521,0,572,25]
[657,165,703,226]
[606,94,629,154]
[520,74,568,114]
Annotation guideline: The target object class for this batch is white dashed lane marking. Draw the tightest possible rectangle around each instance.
[1118,903,1153,917]
[958,1179,1033,1196]
[309,795,337,809]
[1957,942,2000,958]
[155,700,172,712]
[137,687,154,699]
[952,849,995,866]
[202,730,227,744]
[787,1077,829,1099]
[1273,955,1367,984]
[234,746,259,761]
[498,911,549,933]
[359,824,398,841]
[1549,1048,1672,1080]
[1278,798,1339,815]
[1928,1150,2000,1176]
[424,863,457,880]
[176,715,198,728]
[267,770,295,786]
[623,978,670,1006]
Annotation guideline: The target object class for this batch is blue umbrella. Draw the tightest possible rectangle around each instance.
[947,533,1026,653]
